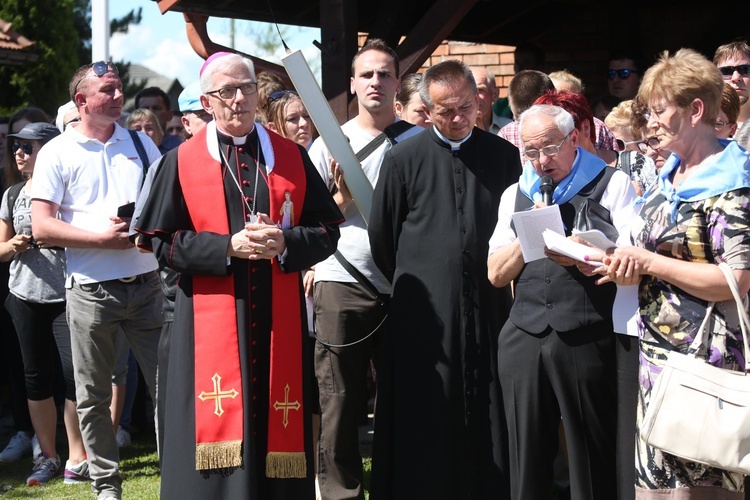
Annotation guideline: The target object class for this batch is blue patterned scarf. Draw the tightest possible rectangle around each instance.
[658,139,750,221]
[519,147,607,205]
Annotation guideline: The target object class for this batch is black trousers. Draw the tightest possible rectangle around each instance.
[314,281,385,500]
[615,334,639,500]
[498,321,617,500]
[5,294,74,401]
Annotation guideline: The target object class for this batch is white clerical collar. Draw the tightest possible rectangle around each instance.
[206,121,275,172]
[215,124,256,145]
[432,125,472,151]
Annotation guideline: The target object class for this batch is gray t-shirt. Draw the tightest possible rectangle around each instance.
[0,185,66,303]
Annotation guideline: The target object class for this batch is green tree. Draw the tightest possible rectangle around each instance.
[0,0,144,117]
[0,0,80,116]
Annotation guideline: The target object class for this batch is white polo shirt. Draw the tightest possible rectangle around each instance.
[32,123,161,286]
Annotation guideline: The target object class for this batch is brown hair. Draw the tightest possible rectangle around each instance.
[637,48,723,125]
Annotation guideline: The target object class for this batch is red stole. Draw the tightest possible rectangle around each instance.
[178,126,307,477]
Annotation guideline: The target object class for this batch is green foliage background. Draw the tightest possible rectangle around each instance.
[0,0,143,118]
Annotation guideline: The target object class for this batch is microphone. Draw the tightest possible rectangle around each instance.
[540,175,555,206]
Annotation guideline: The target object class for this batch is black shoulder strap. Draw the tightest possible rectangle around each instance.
[617,151,632,177]
[354,120,416,163]
[6,181,27,220]
[128,129,150,188]
[333,251,387,308]
[383,120,415,143]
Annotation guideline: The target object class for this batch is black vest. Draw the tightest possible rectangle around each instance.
[509,168,617,334]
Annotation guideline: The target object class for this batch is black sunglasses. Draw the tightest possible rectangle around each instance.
[12,142,34,156]
[73,61,119,94]
[268,90,299,102]
[607,69,638,80]
[718,64,750,77]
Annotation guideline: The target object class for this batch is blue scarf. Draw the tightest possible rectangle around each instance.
[519,147,607,205]
[657,139,750,221]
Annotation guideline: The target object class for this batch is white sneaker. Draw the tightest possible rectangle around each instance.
[0,431,33,463]
[115,426,131,448]
[31,434,41,459]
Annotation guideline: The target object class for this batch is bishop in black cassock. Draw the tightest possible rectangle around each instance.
[368,60,521,500]
[135,119,341,499]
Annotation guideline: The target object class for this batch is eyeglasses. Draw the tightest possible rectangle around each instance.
[715,119,734,129]
[718,64,750,77]
[190,110,212,122]
[607,69,638,80]
[73,61,119,94]
[615,138,642,150]
[12,142,33,156]
[64,118,80,129]
[205,82,258,100]
[636,137,661,154]
[523,135,569,160]
[268,90,298,102]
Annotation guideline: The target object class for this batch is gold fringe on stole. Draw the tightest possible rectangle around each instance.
[195,440,243,470]
[265,452,307,478]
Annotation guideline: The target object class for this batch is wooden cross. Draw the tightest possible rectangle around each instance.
[272,384,301,428]
[198,373,239,417]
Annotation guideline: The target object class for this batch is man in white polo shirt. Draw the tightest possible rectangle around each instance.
[31,61,162,500]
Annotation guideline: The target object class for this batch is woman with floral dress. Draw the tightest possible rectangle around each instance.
[601,48,750,499]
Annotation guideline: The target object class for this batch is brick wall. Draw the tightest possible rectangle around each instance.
[356,35,516,98]
[419,41,515,98]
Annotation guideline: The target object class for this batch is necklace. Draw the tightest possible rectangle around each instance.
[218,134,262,223]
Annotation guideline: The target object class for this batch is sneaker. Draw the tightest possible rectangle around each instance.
[115,426,131,448]
[26,453,62,486]
[0,431,32,463]
[64,459,91,484]
[31,434,41,460]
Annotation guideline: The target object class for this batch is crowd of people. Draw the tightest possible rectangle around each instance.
[0,34,749,500]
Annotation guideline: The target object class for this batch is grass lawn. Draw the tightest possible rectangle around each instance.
[0,433,160,499]
[0,433,371,499]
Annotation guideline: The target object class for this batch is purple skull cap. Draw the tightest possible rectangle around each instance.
[199,51,235,77]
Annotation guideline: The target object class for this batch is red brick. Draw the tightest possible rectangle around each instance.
[463,53,500,66]
[448,43,485,55]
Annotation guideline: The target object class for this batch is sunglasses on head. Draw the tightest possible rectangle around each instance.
[13,142,34,156]
[73,61,119,94]
[615,138,642,150]
[268,90,299,102]
[607,69,638,80]
[718,64,750,77]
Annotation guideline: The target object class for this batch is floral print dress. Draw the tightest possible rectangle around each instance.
[631,185,750,495]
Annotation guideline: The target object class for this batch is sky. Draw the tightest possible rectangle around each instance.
[108,0,322,87]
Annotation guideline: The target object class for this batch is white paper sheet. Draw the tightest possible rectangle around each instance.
[510,205,564,262]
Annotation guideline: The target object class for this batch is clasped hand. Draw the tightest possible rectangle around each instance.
[229,213,286,260]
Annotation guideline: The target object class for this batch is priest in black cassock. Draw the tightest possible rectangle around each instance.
[134,52,342,499]
[368,60,521,499]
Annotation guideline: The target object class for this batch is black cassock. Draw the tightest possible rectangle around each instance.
[135,128,341,500]
[368,127,521,500]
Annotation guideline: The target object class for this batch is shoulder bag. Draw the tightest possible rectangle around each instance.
[640,262,750,474]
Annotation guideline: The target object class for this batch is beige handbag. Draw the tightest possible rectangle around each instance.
[640,262,750,475]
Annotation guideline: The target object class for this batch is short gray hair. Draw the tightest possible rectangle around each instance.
[418,60,476,110]
[200,53,256,93]
[518,104,575,139]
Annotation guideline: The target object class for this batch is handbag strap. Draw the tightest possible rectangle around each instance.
[689,262,750,371]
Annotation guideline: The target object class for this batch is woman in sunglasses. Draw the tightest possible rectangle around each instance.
[0,122,88,486]
[0,106,50,467]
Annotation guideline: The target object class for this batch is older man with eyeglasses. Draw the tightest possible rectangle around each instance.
[30,61,163,500]
[488,104,637,500]
[133,52,342,500]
